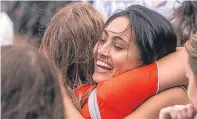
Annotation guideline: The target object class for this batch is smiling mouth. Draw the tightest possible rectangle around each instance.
[96,60,113,71]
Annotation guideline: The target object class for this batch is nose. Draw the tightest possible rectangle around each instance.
[97,42,111,58]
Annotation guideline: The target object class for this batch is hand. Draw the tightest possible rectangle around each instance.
[159,104,196,119]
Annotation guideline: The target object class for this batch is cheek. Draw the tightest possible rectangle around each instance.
[112,51,142,72]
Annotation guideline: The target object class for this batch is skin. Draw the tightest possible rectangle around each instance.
[185,50,197,109]
[158,50,197,119]
[93,16,142,83]
[159,104,196,119]
[60,17,190,119]
[92,16,188,91]
[124,87,191,119]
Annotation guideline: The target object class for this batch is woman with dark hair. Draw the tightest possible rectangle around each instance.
[1,44,65,119]
[74,5,189,119]
[40,3,189,119]
[123,2,197,119]
[172,1,197,46]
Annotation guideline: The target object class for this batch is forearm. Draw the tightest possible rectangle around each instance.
[62,92,85,119]
[96,62,158,117]
[158,49,188,91]
[57,72,85,119]
[124,87,191,119]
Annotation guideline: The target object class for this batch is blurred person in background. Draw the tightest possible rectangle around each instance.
[13,34,41,49]
[1,44,65,119]
[93,0,182,19]
[1,1,92,48]
[171,1,197,46]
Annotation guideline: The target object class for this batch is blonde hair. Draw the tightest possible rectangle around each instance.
[40,2,104,88]
[40,2,105,108]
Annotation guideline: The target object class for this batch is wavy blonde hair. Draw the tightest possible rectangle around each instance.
[40,2,105,109]
[40,2,104,88]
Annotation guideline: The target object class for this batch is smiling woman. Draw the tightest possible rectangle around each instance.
[92,5,177,83]
[74,5,182,119]
[93,16,142,83]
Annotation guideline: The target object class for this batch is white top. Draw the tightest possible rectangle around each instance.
[0,12,14,46]
[93,0,183,20]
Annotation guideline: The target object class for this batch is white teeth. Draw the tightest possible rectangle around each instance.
[96,60,112,69]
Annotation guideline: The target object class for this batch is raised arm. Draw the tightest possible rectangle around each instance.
[124,87,191,119]
[158,48,188,91]
[95,62,158,118]
[92,49,188,118]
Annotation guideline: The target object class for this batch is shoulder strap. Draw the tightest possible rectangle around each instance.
[88,89,101,119]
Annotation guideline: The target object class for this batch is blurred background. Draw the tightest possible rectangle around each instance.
[0,1,94,47]
[0,0,184,47]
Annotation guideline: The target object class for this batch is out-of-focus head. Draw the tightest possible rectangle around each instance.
[1,44,65,119]
[93,5,177,83]
[40,2,105,88]
[172,1,197,46]
[185,33,197,109]
[13,34,41,49]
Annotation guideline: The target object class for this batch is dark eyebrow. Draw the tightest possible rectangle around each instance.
[112,36,129,46]
[103,30,129,45]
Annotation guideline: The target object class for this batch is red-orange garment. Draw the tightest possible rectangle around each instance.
[74,62,158,119]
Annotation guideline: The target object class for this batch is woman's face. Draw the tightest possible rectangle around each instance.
[92,16,142,83]
[185,52,197,109]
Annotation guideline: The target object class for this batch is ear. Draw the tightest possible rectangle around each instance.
[39,48,48,58]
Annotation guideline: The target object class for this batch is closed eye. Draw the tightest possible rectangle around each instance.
[114,44,123,50]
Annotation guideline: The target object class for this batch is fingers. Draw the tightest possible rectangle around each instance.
[159,107,173,119]
[159,104,196,119]
[173,105,187,119]
[185,104,194,118]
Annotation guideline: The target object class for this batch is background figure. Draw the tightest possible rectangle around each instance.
[1,44,65,119]
[1,1,91,47]
[94,0,182,19]
[13,34,41,49]
[171,1,197,46]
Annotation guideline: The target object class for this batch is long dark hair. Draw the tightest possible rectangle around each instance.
[104,5,177,65]
[1,45,65,119]
[172,1,197,46]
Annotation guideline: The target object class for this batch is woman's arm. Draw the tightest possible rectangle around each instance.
[91,49,188,118]
[124,87,191,119]
[158,49,188,91]
[61,88,85,119]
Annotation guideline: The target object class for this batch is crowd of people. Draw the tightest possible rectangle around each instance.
[1,1,197,119]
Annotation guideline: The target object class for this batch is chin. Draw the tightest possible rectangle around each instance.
[93,73,109,83]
